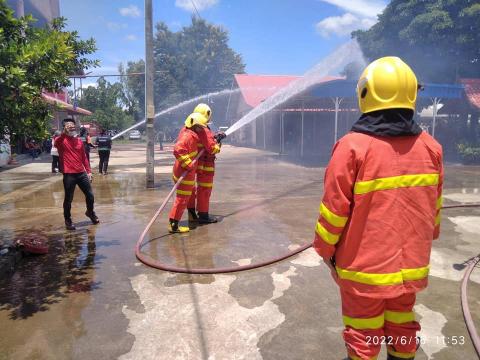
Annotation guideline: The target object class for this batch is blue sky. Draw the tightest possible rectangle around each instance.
[61,0,387,86]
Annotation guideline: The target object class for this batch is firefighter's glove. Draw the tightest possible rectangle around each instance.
[214,131,227,144]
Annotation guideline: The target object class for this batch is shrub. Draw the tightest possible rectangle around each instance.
[457,143,480,165]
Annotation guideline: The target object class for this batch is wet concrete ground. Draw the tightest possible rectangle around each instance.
[0,144,479,360]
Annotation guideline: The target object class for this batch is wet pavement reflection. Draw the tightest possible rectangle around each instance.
[0,228,100,320]
[0,145,479,359]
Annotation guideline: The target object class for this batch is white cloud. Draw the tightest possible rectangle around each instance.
[80,82,98,89]
[315,0,386,38]
[169,21,183,31]
[318,0,386,18]
[119,5,141,18]
[125,34,138,41]
[107,22,128,31]
[175,0,219,12]
[315,12,376,38]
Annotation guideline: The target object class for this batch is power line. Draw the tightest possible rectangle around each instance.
[190,0,201,19]
[68,71,167,79]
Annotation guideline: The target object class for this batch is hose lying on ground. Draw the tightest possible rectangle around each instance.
[461,253,480,358]
[135,161,480,275]
[135,155,480,354]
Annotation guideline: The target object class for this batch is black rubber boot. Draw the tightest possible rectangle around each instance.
[188,208,199,222]
[168,219,189,233]
[65,219,76,231]
[85,211,100,225]
[198,212,218,224]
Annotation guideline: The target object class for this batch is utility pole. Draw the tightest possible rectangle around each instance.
[16,0,25,17]
[145,0,155,188]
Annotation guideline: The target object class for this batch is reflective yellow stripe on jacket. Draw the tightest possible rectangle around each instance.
[197,143,220,154]
[176,150,198,168]
[435,196,442,226]
[336,265,430,286]
[315,202,349,246]
[354,173,439,195]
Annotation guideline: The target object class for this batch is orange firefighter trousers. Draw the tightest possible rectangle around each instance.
[168,166,196,221]
[196,159,215,213]
[341,289,420,360]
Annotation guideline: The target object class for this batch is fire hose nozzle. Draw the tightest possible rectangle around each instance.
[214,132,227,143]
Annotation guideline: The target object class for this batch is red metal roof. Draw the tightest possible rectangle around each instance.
[460,78,480,110]
[234,74,343,108]
[234,74,299,107]
[41,93,92,116]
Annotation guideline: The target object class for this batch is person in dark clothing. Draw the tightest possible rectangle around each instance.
[55,119,99,230]
[43,138,52,154]
[95,130,112,175]
[79,127,95,164]
[25,139,41,159]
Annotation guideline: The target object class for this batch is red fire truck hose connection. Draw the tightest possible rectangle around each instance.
[135,151,480,354]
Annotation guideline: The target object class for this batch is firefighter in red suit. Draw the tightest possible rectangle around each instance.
[313,57,443,360]
[168,113,219,233]
[188,103,223,224]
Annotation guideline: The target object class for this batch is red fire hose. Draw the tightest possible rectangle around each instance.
[461,253,480,358]
[135,149,312,273]
[135,155,480,354]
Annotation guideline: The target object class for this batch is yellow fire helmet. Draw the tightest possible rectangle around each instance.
[356,56,418,114]
[184,112,208,129]
[193,103,212,123]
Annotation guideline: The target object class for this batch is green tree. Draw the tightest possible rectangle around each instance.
[79,77,134,131]
[120,60,145,121]
[353,0,480,83]
[122,17,245,124]
[0,0,98,142]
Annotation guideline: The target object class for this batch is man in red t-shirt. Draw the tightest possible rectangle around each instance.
[55,118,99,230]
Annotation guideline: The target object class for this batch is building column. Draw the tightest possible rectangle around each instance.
[263,115,266,150]
[301,101,305,158]
[280,111,284,155]
[332,97,344,143]
[431,97,441,138]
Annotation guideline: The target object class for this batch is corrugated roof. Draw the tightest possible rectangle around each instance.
[234,74,344,107]
[234,74,300,107]
[234,75,471,109]
[420,83,464,99]
[460,79,480,110]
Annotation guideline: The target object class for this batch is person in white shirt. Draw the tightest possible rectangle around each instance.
[51,130,61,173]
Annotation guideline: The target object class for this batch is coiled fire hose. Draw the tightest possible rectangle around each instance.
[135,152,480,354]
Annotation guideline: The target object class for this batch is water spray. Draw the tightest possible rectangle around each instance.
[225,40,365,136]
[112,88,240,140]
